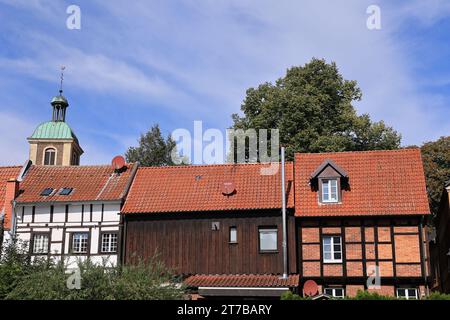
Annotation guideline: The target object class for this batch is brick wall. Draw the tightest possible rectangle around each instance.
[299,218,426,281]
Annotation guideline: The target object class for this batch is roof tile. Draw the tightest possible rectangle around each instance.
[16,164,137,204]
[122,162,294,214]
[184,274,299,288]
[0,166,22,211]
[294,149,430,217]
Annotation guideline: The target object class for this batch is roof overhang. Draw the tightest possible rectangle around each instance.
[15,199,122,206]
[198,287,290,297]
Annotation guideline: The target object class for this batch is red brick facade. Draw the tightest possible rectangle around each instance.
[298,217,428,297]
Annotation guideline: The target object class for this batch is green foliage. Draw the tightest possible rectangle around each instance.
[347,290,396,300]
[280,291,306,300]
[231,58,401,160]
[0,238,48,299]
[420,136,450,215]
[125,123,188,166]
[0,239,184,300]
[426,292,450,300]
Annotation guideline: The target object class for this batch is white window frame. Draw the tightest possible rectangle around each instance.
[324,287,345,299]
[323,235,343,263]
[72,232,89,254]
[396,288,419,300]
[229,227,237,244]
[32,233,49,254]
[101,232,118,253]
[259,228,278,252]
[43,147,57,166]
[321,179,338,203]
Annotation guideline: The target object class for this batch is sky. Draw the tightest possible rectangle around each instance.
[0,0,449,165]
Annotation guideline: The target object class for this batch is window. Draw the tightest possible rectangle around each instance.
[229,227,237,243]
[324,287,345,299]
[59,188,73,196]
[323,236,342,263]
[71,232,89,254]
[101,233,118,253]
[396,288,419,300]
[321,179,338,203]
[32,233,49,254]
[40,188,54,196]
[44,148,56,166]
[259,228,278,252]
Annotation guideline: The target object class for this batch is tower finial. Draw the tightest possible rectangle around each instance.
[59,65,66,95]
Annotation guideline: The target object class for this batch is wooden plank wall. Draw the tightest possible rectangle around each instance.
[124,210,297,275]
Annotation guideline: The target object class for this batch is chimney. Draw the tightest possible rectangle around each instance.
[2,179,19,231]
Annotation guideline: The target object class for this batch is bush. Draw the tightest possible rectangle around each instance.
[1,239,184,300]
[347,290,396,300]
[281,291,310,300]
[426,292,450,300]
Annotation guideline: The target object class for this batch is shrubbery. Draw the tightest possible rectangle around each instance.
[0,238,184,300]
[282,289,450,300]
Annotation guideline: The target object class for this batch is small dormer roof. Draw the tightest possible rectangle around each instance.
[310,159,348,179]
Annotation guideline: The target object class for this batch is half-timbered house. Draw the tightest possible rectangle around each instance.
[11,163,137,267]
[295,149,431,299]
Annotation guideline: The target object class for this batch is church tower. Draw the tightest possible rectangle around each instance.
[27,68,83,166]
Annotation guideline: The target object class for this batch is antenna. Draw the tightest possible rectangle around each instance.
[59,65,66,94]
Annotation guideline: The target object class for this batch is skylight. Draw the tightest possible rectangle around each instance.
[59,188,73,196]
[40,188,54,196]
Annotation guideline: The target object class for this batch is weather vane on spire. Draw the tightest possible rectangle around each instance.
[59,65,66,95]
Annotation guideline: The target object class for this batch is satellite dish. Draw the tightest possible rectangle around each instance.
[111,155,126,171]
[303,280,319,297]
[221,181,236,195]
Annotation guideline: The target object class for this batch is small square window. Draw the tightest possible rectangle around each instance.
[40,188,54,196]
[72,232,89,254]
[396,288,418,300]
[101,233,118,253]
[321,179,338,203]
[259,228,278,252]
[229,227,237,243]
[323,235,342,263]
[32,233,49,254]
[324,287,345,299]
[59,188,73,196]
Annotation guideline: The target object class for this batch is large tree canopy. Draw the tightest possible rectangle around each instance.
[420,136,450,215]
[125,124,184,166]
[232,58,401,160]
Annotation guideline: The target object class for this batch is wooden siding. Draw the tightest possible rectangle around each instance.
[124,210,297,275]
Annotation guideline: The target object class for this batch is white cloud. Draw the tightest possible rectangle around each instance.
[0,0,448,165]
[0,111,31,165]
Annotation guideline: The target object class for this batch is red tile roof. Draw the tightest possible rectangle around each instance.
[122,162,294,214]
[15,164,137,204]
[294,149,430,217]
[184,274,299,288]
[0,166,22,211]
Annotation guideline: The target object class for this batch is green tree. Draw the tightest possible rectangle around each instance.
[126,124,187,166]
[420,136,450,215]
[231,58,401,160]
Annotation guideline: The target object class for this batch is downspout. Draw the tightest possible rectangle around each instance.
[281,147,288,279]
[419,215,429,296]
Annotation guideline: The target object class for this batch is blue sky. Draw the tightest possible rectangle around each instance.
[0,0,449,165]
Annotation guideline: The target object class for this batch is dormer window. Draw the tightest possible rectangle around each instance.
[322,179,338,203]
[310,159,349,205]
